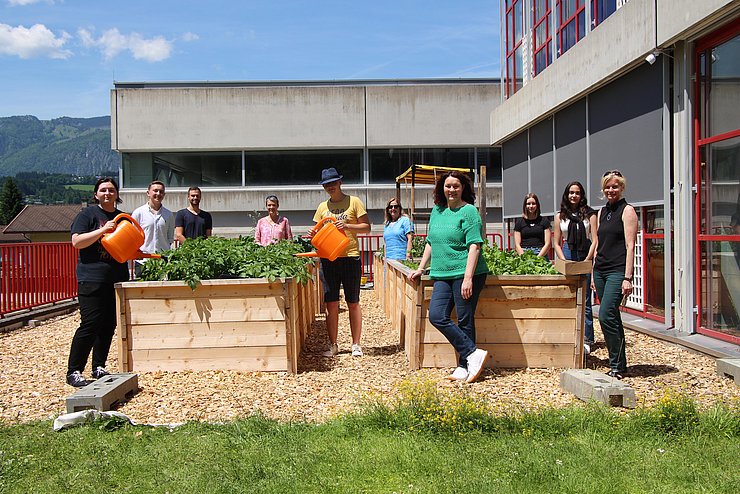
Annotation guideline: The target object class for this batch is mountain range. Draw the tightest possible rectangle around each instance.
[0,116,118,177]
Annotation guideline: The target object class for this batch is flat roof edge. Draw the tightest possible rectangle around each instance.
[113,78,501,89]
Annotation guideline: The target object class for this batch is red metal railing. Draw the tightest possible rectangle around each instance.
[357,232,505,283]
[0,233,508,314]
[0,242,78,318]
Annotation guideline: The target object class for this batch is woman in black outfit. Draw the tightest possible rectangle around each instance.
[592,170,638,379]
[553,181,597,354]
[514,193,551,257]
[66,177,130,387]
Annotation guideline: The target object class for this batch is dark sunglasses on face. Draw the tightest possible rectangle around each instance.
[603,170,623,177]
[387,205,400,210]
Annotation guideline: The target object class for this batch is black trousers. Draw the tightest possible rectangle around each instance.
[67,282,117,375]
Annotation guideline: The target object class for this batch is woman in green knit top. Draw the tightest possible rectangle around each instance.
[409,171,490,383]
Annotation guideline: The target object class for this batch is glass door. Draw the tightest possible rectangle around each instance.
[694,20,740,344]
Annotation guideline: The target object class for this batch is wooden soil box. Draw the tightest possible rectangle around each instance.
[116,276,318,374]
[555,258,592,276]
[379,259,587,370]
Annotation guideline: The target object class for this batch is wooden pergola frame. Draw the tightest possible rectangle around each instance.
[395,164,487,235]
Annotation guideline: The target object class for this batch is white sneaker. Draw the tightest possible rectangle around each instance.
[351,344,363,357]
[322,343,339,357]
[584,343,591,356]
[465,348,489,383]
[445,366,468,381]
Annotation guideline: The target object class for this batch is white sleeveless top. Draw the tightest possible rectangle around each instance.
[559,217,592,240]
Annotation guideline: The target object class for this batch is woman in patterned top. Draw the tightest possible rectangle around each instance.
[254,195,292,246]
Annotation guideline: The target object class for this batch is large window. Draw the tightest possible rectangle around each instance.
[369,147,501,183]
[557,0,585,56]
[123,152,242,188]
[245,150,362,186]
[591,0,616,29]
[505,0,525,97]
[533,0,552,76]
[695,20,740,343]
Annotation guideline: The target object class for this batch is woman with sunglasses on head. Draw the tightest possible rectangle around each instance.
[514,193,551,257]
[553,182,598,355]
[383,198,414,261]
[592,170,638,379]
[408,171,490,383]
[254,195,292,246]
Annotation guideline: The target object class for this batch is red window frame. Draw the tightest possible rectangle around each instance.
[556,0,585,56]
[693,17,740,344]
[505,0,525,97]
[533,0,552,76]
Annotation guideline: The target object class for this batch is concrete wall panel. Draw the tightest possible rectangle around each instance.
[113,86,367,151]
[366,84,501,146]
[657,0,739,45]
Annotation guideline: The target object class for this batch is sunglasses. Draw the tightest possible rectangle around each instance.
[603,170,623,177]
[387,205,401,210]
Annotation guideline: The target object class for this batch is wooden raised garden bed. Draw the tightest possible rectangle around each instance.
[115,274,320,374]
[377,255,586,370]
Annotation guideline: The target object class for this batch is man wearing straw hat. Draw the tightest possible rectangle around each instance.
[312,167,371,358]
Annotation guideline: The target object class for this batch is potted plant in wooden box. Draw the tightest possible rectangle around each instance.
[115,237,318,374]
[377,247,588,370]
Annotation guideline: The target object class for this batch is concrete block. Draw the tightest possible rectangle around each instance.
[66,373,139,413]
[27,320,40,328]
[716,358,740,386]
[560,369,636,408]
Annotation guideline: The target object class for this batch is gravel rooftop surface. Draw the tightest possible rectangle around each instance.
[1,290,738,425]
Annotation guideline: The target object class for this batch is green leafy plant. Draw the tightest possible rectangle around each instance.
[482,245,558,275]
[395,246,557,275]
[139,236,313,289]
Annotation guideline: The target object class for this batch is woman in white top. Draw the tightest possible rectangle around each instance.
[553,181,597,354]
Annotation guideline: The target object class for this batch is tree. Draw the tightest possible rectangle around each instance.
[0,177,25,224]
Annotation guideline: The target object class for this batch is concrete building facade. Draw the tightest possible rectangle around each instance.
[493,0,740,345]
[111,80,503,237]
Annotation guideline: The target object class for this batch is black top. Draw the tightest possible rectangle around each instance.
[514,216,551,249]
[175,209,213,239]
[71,206,130,283]
[594,198,628,273]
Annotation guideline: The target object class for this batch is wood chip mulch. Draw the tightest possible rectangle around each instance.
[1,290,738,425]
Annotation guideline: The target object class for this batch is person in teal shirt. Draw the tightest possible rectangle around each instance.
[409,171,489,383]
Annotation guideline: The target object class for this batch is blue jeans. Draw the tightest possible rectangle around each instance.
[593,270,628,372]
[562,243,594,345]
[428,273,487,368]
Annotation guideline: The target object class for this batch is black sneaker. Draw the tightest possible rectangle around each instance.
[91,366,110,379]
[66,371,90,388]
[606,370,624,380]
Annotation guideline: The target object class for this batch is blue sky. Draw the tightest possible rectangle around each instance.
[0,0,500,120]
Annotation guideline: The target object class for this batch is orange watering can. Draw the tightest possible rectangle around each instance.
[295,217,349,261]
[100,213,162,263]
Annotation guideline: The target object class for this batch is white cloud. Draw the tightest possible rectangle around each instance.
[77,27,173,62]
[181,32,199,42]
[7,0,53,6]
[0,23,71,59]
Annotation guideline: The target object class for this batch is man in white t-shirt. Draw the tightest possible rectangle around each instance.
[131,180,175,276]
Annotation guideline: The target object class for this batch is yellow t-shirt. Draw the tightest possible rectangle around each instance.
[313,195,367,257]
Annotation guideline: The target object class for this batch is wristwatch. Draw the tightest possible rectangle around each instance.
[624,276,633,282]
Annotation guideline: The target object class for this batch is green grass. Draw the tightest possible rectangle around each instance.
[63,184,94,191]
[1,384,738,493]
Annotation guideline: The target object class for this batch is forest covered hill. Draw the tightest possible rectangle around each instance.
[0,115,118,177]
